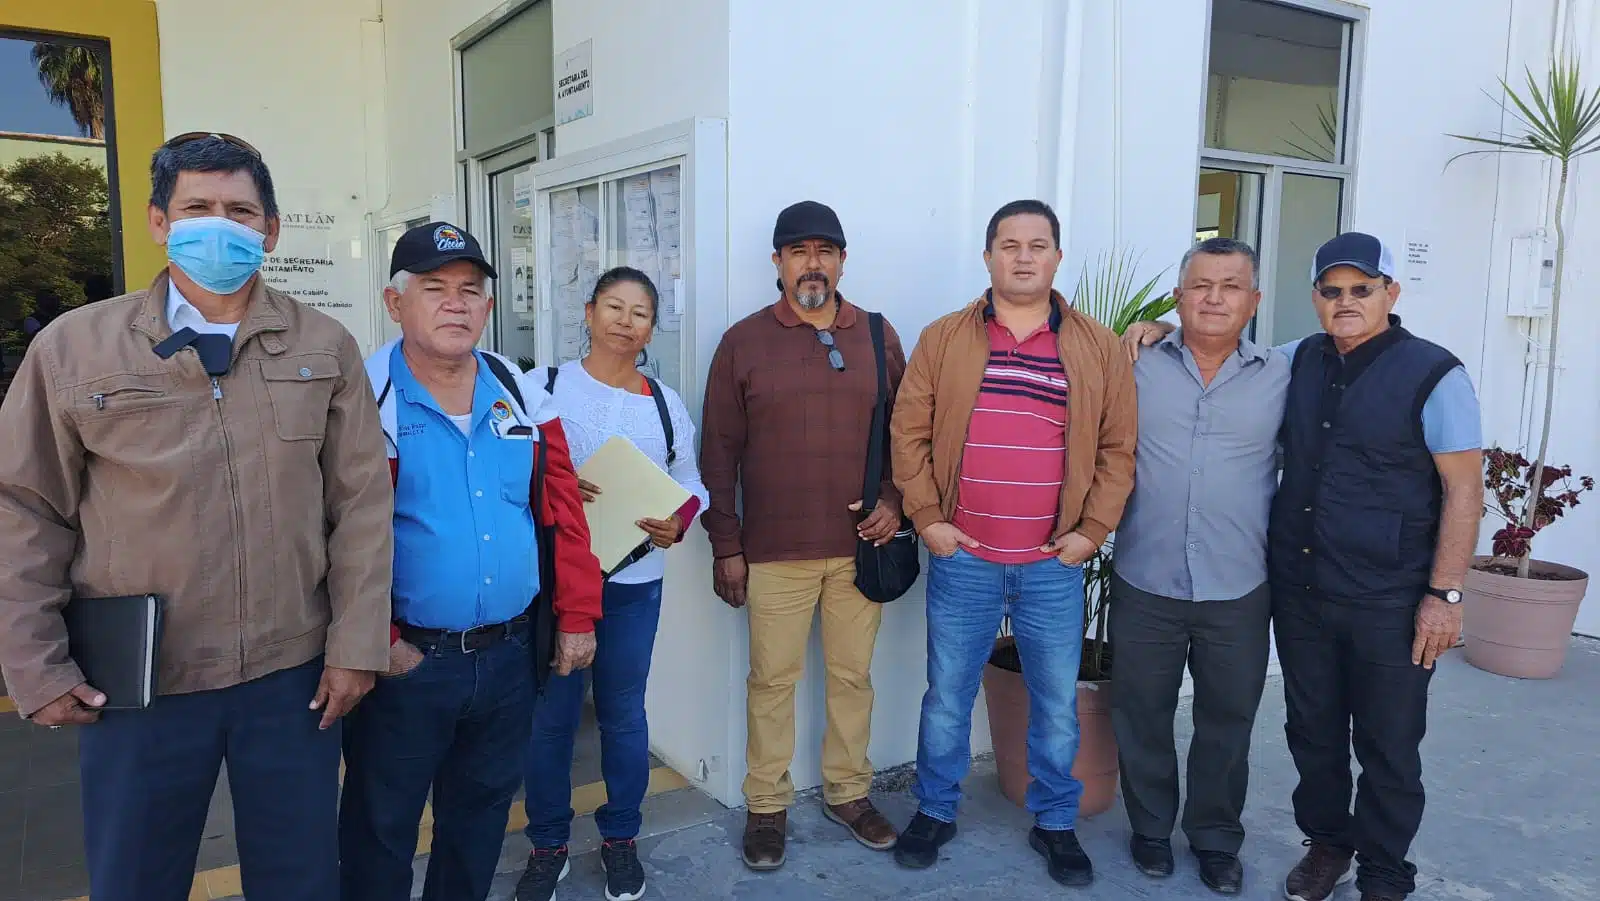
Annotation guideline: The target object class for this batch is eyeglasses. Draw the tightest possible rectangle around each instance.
[816,329,845,371]
[162,131,262,158]
[1316,281,1386,301]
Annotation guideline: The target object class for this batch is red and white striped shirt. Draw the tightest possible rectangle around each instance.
[952,312,1069,563]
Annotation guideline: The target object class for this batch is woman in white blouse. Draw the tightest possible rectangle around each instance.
[518,267,707,901]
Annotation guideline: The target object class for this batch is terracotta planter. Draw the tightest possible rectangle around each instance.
[981,639,1119,817]
[1463,556,1589,679]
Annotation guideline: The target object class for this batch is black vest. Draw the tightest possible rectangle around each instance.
[1268,318,1460,605]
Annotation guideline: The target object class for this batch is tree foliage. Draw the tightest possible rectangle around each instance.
[0,153,113,351]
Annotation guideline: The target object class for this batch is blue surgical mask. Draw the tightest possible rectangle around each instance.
[165,216,267,295]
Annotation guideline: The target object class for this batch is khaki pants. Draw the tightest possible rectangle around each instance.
[743,557,883,813]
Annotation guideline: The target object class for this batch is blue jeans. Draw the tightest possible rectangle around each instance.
[339,628,533,901]
[524,579,663,846]
[79,658,340,901]
[914,548,1086,831]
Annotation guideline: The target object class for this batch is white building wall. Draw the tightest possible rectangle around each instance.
[154,0,378,350]
[1349,0,1600,635]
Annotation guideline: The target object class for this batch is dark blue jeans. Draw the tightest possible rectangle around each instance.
[339,627,533,901]
[78,658,340,901]
[524,579,663,846]
[915,549,1086,830]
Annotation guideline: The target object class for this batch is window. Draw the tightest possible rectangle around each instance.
[458,1,553,155]
[1195,0,1360,346]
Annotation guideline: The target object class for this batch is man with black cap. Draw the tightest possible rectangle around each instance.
[338,222,603,901]
[1129,231,1482,901]
[700,201,906,869]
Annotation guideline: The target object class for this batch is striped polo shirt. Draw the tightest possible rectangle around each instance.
[952,299,1069,563]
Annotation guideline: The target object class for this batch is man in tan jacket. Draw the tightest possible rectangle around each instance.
[0,133,394,901]
[889,199,1136,887]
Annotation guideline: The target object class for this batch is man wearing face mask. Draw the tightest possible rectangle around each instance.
[700,201,907,870]
[0,133,394,901]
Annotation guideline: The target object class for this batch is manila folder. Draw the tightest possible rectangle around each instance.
[576,436,691,573]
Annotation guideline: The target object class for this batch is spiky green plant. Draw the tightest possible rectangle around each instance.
[1448,57,1600,579]
[1071,249,1175,338]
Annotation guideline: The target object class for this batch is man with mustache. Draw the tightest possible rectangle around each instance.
[700,200,906,870]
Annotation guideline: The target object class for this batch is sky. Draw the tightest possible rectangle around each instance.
[0,37,86,137]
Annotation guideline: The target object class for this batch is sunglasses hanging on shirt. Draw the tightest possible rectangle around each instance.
[816,328,845,371]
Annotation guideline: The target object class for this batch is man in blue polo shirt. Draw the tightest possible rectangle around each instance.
[338,222,602,901]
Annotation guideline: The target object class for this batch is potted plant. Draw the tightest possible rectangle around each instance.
[1463,448,1594,677]
[1449,58,1599,678]
[981,250,1174,816]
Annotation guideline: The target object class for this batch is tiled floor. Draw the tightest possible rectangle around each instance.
[0,693,635,901]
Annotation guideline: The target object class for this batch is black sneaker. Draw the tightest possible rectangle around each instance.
[1029,827,1094,887]
[1130,833,1174,877]
[892,812,958,869]
[600,839,647,901]
[515,845,570,901]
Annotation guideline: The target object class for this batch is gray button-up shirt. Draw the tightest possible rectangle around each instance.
[1115,329,1289,601]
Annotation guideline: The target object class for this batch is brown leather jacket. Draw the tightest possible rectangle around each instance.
[0,271,395,717]
[890,291,1138,548]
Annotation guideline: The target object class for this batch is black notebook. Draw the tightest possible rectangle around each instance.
[62,594,164,709]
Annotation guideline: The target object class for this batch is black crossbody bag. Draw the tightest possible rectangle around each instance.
[853,313,920,603]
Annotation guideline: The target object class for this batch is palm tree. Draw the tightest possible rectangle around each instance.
[30,42,106,139]
[1449,57,1600,578]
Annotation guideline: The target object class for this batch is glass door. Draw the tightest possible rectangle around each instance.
[485,141,542,369]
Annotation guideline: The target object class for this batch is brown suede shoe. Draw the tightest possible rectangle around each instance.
[742,810,787,870]
[823,798,898,850]
[1284,841,1356,901]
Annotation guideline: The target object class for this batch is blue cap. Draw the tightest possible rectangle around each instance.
[1312,232,1395,283]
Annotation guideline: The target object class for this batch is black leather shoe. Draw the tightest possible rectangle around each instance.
[1129,833,1174,877]
[1194,849,1243,895]
[892,812,957,869]
[1029,827,1094,887]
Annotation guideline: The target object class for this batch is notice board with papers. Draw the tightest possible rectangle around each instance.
[527,119,727,414]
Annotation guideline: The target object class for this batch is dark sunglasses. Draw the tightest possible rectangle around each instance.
[816,329,845,371]
[162,131,262,158]
[1317,282,1386,301]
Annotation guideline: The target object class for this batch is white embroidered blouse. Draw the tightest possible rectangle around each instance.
[546,359,709,584]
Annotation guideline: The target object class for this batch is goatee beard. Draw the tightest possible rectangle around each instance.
[795,275,831,309]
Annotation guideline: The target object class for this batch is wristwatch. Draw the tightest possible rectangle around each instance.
[1426,586,1464,604]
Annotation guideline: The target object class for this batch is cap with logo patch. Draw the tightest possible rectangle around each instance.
[390,221,498,279]
[1312,231,1395,283]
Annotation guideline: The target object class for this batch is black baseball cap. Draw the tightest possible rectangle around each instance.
[389,221,498,279]
[1312,231,1395,283]
[772,201,847,251]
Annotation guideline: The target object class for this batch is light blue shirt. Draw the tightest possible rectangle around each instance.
[389,345,538,631]
[1276,338,1482,453]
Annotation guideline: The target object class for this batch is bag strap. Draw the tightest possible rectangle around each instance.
[860,312,890,510]
[545,366,560,395]
[480,353,526,413]
[644,376,676,466]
